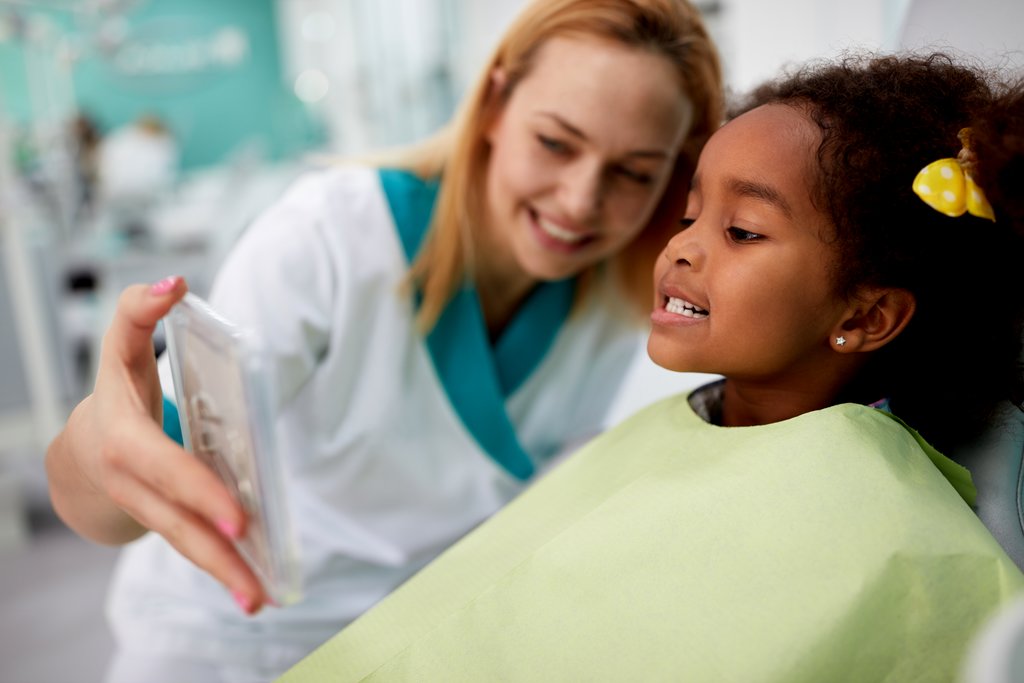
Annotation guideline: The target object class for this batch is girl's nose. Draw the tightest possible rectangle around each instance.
[664,223,704,268]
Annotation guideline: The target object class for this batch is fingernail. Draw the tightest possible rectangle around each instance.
[150,276,180,295]
[215,518,240,539]
[232,590,254,614]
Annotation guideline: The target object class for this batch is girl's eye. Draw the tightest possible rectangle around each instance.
[727,226,763,242]
[678,218,696,230]
[538,135,570,155]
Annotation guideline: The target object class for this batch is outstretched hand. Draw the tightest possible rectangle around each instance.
[46,277,268,614]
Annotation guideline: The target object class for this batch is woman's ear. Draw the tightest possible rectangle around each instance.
[489,66,509,100]
[832,287,916,353]
[483,67,510,142]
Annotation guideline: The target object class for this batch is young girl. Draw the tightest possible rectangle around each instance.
[279,56,1024,682]
[44,1,723,681]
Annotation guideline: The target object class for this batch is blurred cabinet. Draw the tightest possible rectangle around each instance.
[0,249,35,450]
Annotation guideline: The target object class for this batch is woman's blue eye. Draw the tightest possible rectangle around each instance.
[728,226,763,242]
[617,166,653,185]
[538,135,570,155]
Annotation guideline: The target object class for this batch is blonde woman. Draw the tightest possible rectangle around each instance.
[45,1,723,680]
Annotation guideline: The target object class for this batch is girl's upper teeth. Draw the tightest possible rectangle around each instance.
[538,217,587,243]
[666,296,709,318]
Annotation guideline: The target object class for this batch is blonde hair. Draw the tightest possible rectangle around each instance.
[386,0,723,331]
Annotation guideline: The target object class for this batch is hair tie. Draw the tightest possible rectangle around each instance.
[912,128,995,222]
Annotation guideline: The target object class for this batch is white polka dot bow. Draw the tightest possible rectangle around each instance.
[912,128,995,222]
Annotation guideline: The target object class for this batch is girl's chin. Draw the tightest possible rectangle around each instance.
[646,330,705,373]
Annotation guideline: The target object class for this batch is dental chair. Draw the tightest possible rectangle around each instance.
[955,401,1024,571]
[899,0,1024,571]
[942,403,1024,683]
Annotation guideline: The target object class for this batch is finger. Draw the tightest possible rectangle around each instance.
[104,416,248,543]
[103,277,189,367]
[107,468,267,613]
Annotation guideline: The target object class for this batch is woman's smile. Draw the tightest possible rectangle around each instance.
[527,206,596,252]
[480,34,694,290]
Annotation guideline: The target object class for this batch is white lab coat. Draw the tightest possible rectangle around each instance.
[104,165,641,680]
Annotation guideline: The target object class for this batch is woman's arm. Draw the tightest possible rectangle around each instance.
[44,278,267,613]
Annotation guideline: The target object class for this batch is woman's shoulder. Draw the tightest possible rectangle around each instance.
[235,164,410,254]
[214,165,413,303]
[271,164,389,221]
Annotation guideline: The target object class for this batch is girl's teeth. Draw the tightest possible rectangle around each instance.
[665,296,708,318]
[538,217,587,244]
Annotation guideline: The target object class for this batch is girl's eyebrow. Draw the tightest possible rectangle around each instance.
[688,173,794,219]
[727,177,793,219]
[537,111,672,159]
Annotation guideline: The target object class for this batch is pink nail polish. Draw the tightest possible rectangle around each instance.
[232,590,254,614]
[215,518,240,539]
[150,276,180,295]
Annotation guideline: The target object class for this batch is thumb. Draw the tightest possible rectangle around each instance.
[104,276,189,365]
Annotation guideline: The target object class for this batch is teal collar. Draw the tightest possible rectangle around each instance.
[380,168,574,480]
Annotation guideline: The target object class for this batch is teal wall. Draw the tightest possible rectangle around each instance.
[1,0,322,169]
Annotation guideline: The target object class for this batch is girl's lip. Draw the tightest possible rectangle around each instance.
[657,281,709,312]
[651,280,709,327]
[651,305,707,327]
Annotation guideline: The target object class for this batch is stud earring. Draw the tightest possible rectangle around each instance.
[835,336,846,347]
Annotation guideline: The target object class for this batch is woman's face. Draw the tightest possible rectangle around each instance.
[648,104,848,385]
[483,36,694,286]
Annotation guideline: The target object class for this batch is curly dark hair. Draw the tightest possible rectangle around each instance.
[730,53,1024,454]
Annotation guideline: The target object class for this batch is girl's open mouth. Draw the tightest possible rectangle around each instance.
[664,296,709,319]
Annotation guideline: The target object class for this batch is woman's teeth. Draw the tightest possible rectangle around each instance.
[665,296,709,318]
[537,216,587,244]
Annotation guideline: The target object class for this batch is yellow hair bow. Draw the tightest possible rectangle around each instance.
[912,128,995,221]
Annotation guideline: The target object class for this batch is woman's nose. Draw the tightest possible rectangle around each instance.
[560,162,603,223]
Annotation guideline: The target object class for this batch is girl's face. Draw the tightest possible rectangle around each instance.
[648,104,850,386]
[483,36,694,286]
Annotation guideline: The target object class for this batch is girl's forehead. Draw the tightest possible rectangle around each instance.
[694,104,827,229]
[699,105,820,183]
[720,104,817,147]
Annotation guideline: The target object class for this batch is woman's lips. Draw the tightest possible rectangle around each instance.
[529,208,594,252]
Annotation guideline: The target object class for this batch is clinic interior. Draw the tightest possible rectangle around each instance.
[0,0,1019,681]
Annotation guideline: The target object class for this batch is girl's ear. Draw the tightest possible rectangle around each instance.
[832,287,916,353]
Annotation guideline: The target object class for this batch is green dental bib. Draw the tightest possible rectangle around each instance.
[281,393,1024,682]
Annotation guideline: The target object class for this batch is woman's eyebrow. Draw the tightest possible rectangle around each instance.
[727,177,793,219]
[539,111,586,139]
[537,111,672,159]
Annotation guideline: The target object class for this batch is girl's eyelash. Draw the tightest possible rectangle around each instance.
[678,221,764,242]
[728,226,763,242]
[681,186,764,240]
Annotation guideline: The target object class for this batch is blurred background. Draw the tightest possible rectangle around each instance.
[0,0,1020,680]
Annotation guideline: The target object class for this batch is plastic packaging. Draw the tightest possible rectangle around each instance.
[164,293,302,606]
